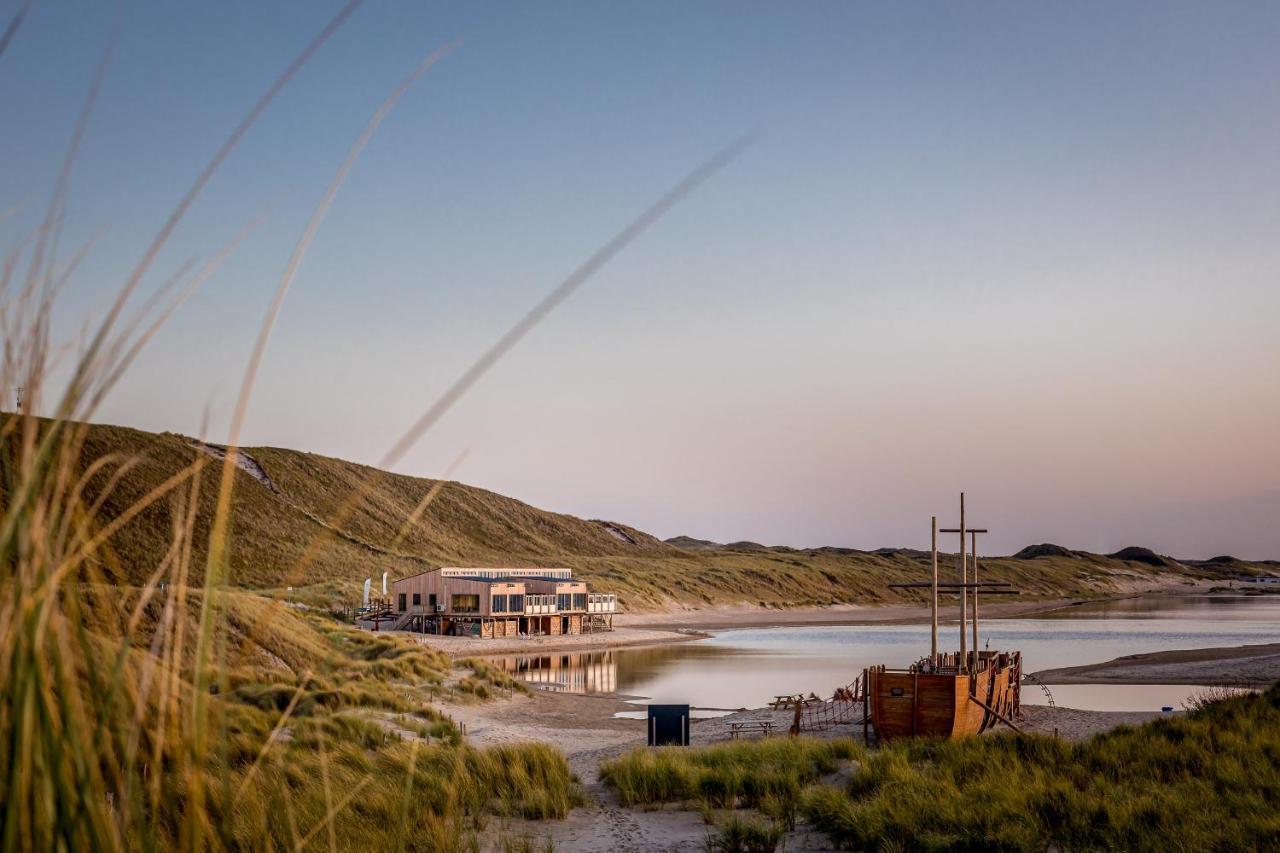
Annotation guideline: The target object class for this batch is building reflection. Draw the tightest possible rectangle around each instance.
[501,652,618,694]
[496,643,748,695]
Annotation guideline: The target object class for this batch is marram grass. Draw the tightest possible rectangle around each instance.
[601,686,1280,851]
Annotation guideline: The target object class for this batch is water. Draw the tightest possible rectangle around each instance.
[493,594,1280,714]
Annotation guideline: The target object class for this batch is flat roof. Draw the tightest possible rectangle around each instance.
[448,575,582,585]
[391,566,577,584]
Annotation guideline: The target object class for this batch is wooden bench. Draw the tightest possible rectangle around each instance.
[729,720,777,739]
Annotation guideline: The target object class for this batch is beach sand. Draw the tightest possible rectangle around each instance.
[1031,642,1280,686]
[405,625,703,659]
[396,582,1235,660]
[398,594,1119,660]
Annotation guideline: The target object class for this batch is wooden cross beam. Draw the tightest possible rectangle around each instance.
[889,581,1011,589]
[936,495,994,671]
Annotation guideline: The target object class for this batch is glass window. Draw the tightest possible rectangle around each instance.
[510,594,525,612]
[492,594,507,613]
[557,594,571,611]
[397,593,407,611]
[572,593,586,610]
[451,594,480,613]
[412,593,421,606]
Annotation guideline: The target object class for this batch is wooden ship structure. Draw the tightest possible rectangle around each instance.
[865,493,1024,741]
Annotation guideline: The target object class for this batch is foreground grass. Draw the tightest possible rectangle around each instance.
[600,737,863,828]
[808,683,1280,851]
[603,685,1280,851]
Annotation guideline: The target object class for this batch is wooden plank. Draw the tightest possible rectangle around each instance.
[968,694,1024,734]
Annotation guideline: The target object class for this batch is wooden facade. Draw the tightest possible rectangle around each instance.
[386,567,616,637]
[867,651,1021,741]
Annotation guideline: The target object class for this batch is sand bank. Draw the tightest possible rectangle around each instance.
[1031,642,1280,686]
[615,594,1118,631]
[393,597,1079,660]
[402,625,705,659]
[397,586,1223,659]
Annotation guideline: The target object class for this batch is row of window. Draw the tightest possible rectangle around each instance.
[491,594,525,613]
[398,590,592,613]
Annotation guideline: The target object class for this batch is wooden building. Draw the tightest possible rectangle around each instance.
[385,567,617,638]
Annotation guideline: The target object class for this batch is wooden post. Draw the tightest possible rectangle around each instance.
[970,529,980,667]
[862,668,870,746]
[911,671,919,736]
[958,492,967,671]
[930,515,938,662]
[967,694,1023,734]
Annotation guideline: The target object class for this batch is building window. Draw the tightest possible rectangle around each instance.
[510,594,524,612]
[451,594,480,614]
[557,593,571,611]
[492,594,507,613]
[398,593,407,611]
[572,593,586,610]
[412,593,421,606]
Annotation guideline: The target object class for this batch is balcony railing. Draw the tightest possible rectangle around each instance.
[524,594,557,614]
[587,593,617,613]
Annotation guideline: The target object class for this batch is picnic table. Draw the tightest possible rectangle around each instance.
[770,693,821,710]
[729,719,777,739]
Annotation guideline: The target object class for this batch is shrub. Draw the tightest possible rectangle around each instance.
[705,814,783,853]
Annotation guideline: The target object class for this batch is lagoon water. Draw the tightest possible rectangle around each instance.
[495,595,1280,715]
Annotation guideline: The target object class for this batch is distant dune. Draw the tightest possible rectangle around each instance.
[6,414,1276,612]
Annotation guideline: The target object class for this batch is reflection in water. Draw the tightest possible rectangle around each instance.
[503,652,617,694]
[498,643,750,698]
[492,595,1280,713]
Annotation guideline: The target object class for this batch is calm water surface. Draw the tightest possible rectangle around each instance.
[494,595,1280,714]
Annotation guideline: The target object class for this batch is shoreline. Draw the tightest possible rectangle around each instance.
[614,593,1107,631]
[1031,642,1280,686]
[406,625,708,659]
[403,585,1229,659]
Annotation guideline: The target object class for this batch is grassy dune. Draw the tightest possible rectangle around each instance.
[7,416,1268,612]
[603,684,1280,851]
[2,568,575,850]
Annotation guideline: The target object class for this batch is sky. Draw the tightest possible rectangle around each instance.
[3,1,1279,558]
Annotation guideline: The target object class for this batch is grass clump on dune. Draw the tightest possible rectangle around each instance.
[601,688,1280,851]
[456,657,528,700]
[804,684,1280,851]
[601,737,863,826]
[705,813,785,853]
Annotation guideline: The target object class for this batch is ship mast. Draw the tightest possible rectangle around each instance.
[888,493,1015,672]
[940,493,987,672]
[930,515,938,661]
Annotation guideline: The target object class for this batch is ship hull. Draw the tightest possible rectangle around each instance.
[868,651,1020,741]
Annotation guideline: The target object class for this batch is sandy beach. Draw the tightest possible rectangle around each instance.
[401,592,1140,659]
[615,595,1106,631]
[1032,642,1280,686]
[406,624,704,659]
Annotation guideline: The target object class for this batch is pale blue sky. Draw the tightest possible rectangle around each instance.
[4,2,1279,557]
